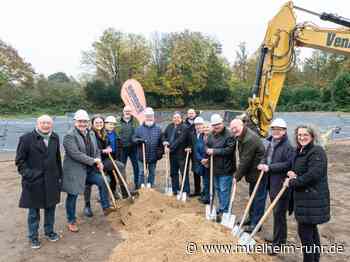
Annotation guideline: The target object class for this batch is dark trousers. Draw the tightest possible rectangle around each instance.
[249,174,268,226]
[27,206,56,240]
[269,188,289,245]
[201,168,210,201]
[120,146,139,189]
[298,223,321,262]
[193,171,201,194]
[170,155,190,194]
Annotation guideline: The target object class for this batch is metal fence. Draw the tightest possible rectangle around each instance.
[1,111,349,152]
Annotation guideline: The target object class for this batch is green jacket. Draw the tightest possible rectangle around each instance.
[236,127,265,183]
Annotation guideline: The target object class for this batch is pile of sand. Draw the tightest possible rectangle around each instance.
[107,189,273,262]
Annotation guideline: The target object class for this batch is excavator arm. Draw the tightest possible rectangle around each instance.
[246,1,350,137]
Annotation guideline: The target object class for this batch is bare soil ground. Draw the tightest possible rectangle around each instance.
[0,140,349,262]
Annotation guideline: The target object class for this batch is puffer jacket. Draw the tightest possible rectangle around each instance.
[132,123,163,163]
[290,143,330,225]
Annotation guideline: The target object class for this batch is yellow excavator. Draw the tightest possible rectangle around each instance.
[246,1,350,137]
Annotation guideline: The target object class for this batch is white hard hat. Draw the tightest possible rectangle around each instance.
[144,107,154,116]
[74,109,89,121]
[271,118,287,129]
[210,114,223,125]
[194,116,204,125]
[105,116,117,123]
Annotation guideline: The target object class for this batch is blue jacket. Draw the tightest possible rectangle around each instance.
[194,134,207,175]
[132,123,163,163]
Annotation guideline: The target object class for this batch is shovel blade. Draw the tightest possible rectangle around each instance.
[221,213,236,229]
[164,187,173,196]
[232,225,243,237]
[181,192,187,202]
[238,232,256,248]
[205,205,217,221]
[176,192,182,200]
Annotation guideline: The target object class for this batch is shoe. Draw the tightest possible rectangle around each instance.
[46,232,60,242]
[198,198,210,204]
[266,245,278,256]
[264,235,273,243]
[244,225,262,233]
[84,206,93,217]
[216,213,223,223]
[68,223,79,233]
[30,238,41,249]
[237,219,251,226]
[103,207,116,216]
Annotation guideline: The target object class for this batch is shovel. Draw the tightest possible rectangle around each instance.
[238,184,288,247]
[100,169,117,209]
[141,143,151,189]
[206,156,217,221]
[164,149,173,196]
[232,170,265,237]
[221,178,237,229]
[108,153,137,203]
[177,150,190,202]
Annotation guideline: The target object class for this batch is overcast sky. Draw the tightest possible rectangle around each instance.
[1,0,349,78]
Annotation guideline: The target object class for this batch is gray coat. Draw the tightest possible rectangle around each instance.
[62,128,101,195]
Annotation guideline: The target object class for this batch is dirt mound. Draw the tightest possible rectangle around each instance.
[107,189,273,262]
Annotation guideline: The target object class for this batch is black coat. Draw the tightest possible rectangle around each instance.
[207,127,236,176]
[163,123,189,159]
[15,130,62,209]
[262,135,294,198]
[290,143,330,225]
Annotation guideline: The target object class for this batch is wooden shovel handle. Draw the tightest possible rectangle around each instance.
[108,153,132,198]
[100,169,117,209]
[228,178,237,214]
[209,155,214,210]
[238,170,265,230]
[165,149,170,188]
[249,185,288,238]
[179,150,190,194]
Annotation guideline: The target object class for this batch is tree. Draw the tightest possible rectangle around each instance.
[163,30,215,106]
[48,72,70,83]
[0,39,35,87]
[330,71,350,108]
[233,42,249,82]
[81,28,150,86]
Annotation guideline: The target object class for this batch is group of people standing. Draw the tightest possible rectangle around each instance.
[15,108,330,262]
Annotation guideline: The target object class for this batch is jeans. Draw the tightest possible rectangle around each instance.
[137,161,157,188]
[66,172,110,223]
[170,155,190,194]
[85,172,110,209]
[120,146,139,189]
[28,206,56,240]
[249,174,268,226]
[84,161,127,204]
[214,175,233,213]
[66,194,78,224]
[298,223,321,262]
